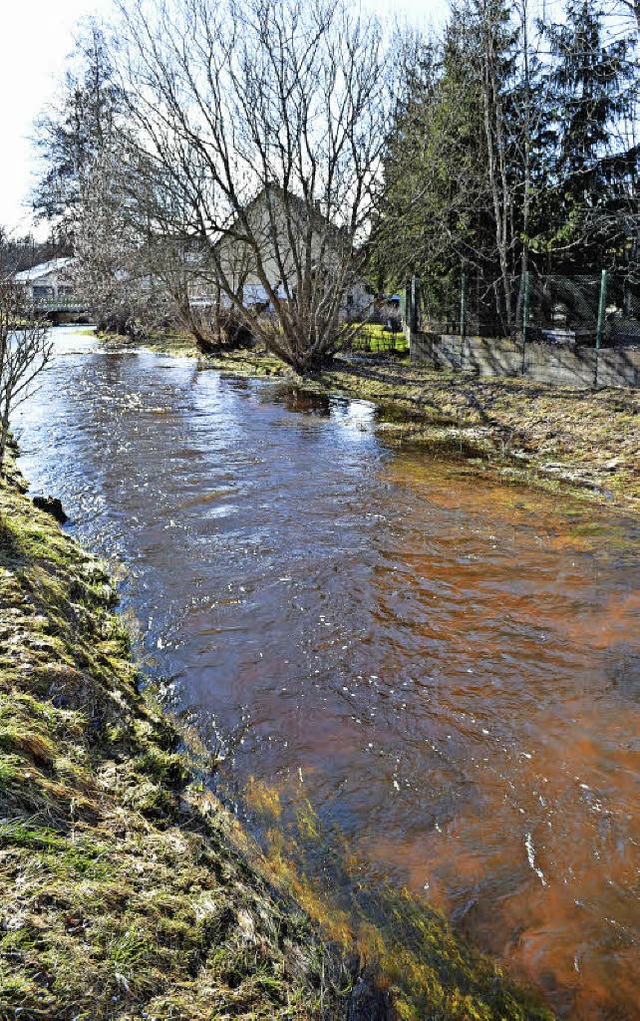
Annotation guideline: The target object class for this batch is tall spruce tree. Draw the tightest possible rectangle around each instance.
[543,0,638,271]
[377,7,494,326]
[32,21,122,245]
[379,0,530,335]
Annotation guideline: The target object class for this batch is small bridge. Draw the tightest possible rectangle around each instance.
[33,299,91,325]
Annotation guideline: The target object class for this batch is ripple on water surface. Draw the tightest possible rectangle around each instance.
[15,327,640,1019]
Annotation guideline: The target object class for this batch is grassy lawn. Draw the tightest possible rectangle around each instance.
[348,322,409,354]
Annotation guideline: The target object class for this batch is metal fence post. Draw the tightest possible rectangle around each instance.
[410,276,420,333]
[460,272,468,369]
[594,268,608,387]
[399,285,409,355]
[521,271,531,375]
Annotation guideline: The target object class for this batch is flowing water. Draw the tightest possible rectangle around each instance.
[14,327,640,1018]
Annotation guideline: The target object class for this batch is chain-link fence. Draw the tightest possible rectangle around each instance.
[605,270,640,346]
[525,272,640,347]
[411,268,640,349]
[420,274,503,339]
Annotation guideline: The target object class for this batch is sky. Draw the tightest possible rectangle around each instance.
[0,0,450,238]
[0,0,114,235]
[7,0,631,237]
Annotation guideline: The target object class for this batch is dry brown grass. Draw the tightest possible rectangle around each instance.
[325,360,640,509]
[0,465,365,1021]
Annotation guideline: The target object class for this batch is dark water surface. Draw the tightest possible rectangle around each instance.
[15,328,640,1018]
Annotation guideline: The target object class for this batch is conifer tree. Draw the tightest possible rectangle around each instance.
[543,0,638,270]
[33,21,122,244]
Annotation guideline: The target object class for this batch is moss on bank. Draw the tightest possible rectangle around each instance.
[0,457,556,1020]
[0,460,368,1020]
[100,330,197,358]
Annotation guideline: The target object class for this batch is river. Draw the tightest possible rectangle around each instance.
[14,327,640,1018]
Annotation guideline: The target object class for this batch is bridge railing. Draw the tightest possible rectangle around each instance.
[32,299,88,314]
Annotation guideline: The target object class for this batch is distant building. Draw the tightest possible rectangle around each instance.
[13,258,77,304]
[203,187,373,318]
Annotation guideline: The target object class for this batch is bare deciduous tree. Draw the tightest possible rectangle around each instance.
[0,282,52,474]
[115,0,396,372]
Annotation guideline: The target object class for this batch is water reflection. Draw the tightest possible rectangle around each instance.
[15,327,640,1019]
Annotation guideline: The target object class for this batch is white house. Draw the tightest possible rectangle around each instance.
[201,187,373,319]
[13,258,77,304]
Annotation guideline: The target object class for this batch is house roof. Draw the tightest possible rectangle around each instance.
[14,257,76,283]
[213,184,346,247]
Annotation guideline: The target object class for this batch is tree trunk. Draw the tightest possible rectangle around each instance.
[0,406,11,476]
[515,0,532,334]
[480,3,515,337]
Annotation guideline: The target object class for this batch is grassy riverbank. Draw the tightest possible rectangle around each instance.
[0,454,556,1019]
[326,359,640,509]
[114,329,639,509]
[0,457,369,1020]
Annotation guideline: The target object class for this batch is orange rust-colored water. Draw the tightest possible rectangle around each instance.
[352,467,640,1018]
[16,330,640,1019]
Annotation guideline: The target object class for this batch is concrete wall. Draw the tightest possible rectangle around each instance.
[410,331,640,388]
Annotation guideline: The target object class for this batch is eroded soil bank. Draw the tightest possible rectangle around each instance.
[0,458,553,1020]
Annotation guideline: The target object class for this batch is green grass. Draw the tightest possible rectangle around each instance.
[348,322,409,353]
[0,459,364,1021]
